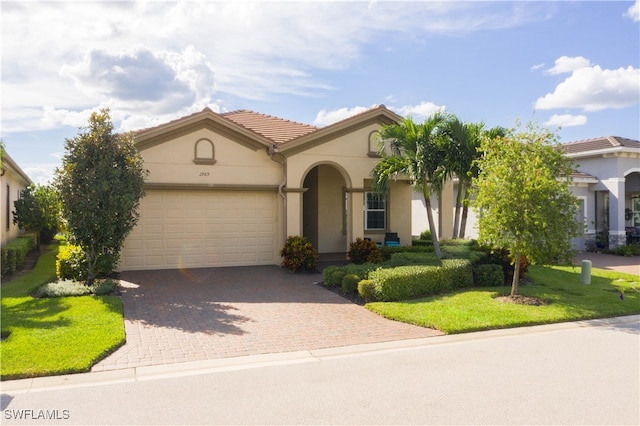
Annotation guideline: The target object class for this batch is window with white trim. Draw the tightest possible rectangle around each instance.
[364,191,386,230]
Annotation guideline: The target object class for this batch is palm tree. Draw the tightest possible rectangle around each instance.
[441,116,484,239]
[458,125,507,238]
[371,113,448,258]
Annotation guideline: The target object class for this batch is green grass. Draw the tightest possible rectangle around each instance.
[366,265,640,334]
[1,241,125,380]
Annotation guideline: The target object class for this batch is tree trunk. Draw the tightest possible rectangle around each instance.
[452,181,464,239]
[86,246,97,286]
[423,187,442,258]
[511,253,521,296]
[459,186,470,239]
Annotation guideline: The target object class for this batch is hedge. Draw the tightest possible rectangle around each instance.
[366,259,473,302]
[323,263,380,287]
[1,233,37,277]
[473,263,505,287]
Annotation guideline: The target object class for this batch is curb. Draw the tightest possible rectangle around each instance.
[3,314,638,394]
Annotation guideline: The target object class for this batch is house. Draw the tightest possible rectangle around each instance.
[562,136,640,249]
[120,105,413,271]
[0,152,33,247]
[412,136,640,250]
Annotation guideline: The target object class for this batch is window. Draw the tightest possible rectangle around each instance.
[5,185,10,231]
[364,191,386,230]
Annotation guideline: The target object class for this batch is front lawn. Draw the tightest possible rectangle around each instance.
[1,241,125,380]
[366,265,640,334]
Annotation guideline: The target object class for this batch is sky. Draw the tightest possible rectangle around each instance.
[1,0,639,185]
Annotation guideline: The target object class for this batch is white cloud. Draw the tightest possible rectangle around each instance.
[535,62,640,111]
[313,101,448,126]
[314,106,372,126]
[544,114,587,128]
[23,163,60,185]
[530,63,545,71]
[394,102,447,121]
[61,45,215,115]
[544,56,592,75]
[625,0,640,22]
[0,1,556,135]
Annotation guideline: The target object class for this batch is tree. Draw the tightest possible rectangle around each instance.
[372,113,448,258]
[54,109,147,284]
[441,116,484,239]
[473,123,582,296]
[458,125,506,239]
[13,184,60,246]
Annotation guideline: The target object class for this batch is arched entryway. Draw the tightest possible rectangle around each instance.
[302,164,349,254]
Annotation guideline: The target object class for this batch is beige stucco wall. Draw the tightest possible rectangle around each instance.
[140,128,282,186]
[286,124,380,189]
[285,122,412,251]
[1,155,32,247]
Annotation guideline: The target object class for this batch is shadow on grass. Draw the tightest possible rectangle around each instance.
[1,297,72,334]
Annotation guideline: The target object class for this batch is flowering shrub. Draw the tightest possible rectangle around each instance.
[279,236,318,273]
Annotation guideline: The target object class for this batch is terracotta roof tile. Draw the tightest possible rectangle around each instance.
[562,136,640,154]
[222,110,318,144]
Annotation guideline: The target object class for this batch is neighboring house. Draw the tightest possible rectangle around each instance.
[120,105,413,271]
[0,152,33,247]
[562,136,640,250]
[412,136,640,250]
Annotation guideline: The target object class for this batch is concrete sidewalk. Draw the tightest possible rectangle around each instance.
[574,252,639,275]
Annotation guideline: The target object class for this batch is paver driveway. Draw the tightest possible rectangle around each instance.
[92,266,442,371]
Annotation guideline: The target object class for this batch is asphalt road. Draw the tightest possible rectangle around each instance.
[2,316,639,425]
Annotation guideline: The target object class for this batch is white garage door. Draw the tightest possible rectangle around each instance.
[121,190,277,270]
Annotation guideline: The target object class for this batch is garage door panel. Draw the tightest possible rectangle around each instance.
[121,190,277,270]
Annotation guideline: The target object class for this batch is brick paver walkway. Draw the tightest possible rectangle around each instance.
[92,266,442,371]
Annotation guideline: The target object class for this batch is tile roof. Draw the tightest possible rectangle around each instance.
[132,105,399,147]
[222,110,318,145]
[569,170,598,181]
[561,136,640,154]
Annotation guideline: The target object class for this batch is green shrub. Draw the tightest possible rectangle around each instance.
[323,263,380,286]
[326,269,347,287]
[348,238,383,264]
[36,279,92,297]
[614,244,640,257]
[380,245,433,261]
[35,278,118,298]
[341,274,361,295]
[477,246,530,282]
[56,244,87,280]
[279,235,318,272]
[385,252,439,267]
[474,263,505,287]
[358,279,379,303]
[367,259,473,302]
[322,265,339,286]
[91,278,118,295]
[2,235,37,276]
[419,230,432,241]
[0,248,7,276]
[411,239,432,247]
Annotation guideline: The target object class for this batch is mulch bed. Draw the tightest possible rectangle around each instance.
[494,295,548,306]
[319,283,366,306]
